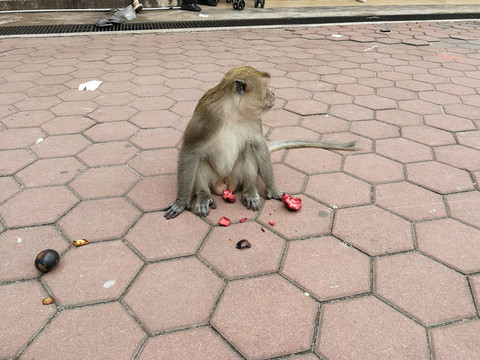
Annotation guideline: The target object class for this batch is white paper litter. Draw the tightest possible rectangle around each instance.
[331,34,344,38]
[16,237,22,243]
[363,45,378,52]
[78,80,102,91]
[199,13,208,17]
[103,280,116,289]
[35,138,44,144]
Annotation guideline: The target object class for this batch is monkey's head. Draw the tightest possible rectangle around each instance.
[225,66,276,116]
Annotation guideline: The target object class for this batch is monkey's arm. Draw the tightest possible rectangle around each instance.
[163,147,199,219]
[254,140,283,200]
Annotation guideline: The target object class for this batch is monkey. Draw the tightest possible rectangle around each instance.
[163,66,357,219]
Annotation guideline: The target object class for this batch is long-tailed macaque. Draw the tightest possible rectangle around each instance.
[163,66,357,219]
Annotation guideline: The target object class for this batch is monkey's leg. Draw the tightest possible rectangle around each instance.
[254,141,284,201]
[192,160,217,217]
[163,148,199,219]
[233,150,261,210]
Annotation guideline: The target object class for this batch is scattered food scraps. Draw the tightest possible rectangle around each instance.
[72,239,89,247]
[222,190,236,203]
[269,220,276,226]
[16,237,22,243]
[240,217,247,223]
[236,239,251,249]
[219,216,231,227]
[282,193,302,211]
[42,297,55,305]
[34,249,60,273]
[261,227,265,232]
[35,138,44,145]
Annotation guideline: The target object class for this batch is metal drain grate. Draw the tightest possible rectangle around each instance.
[1,13,479,36]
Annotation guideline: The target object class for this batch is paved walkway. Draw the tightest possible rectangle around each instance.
[1,20,480,360]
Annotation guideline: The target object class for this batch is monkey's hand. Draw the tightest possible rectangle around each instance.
[193,193,217,217]
[163,198,190,219]
[266,188,284,201]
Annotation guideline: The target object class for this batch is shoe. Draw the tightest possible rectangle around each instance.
[181,2,201,11]
[133,0,143,12]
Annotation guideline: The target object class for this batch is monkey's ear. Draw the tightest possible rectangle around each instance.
[235,79,247,94]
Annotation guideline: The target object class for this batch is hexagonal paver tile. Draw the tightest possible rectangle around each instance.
[456,130,480,150]
[402,125,456,146]
[416,218,480,274]
[0,149,36,176]
[301,114,348,134]
[434,145,480,172]
[0,225,69,282]
[350,120,399,139]
[406,161,474,194]
[70,165,139,199]
[285,148,342,174]
[446,191,480,228]
[0,281,56,359]
[16,157,85,188]
[125,212,209,261]
[129,128,181,150]
[305,172,371,208]
[127,175,176,212]
[333,205,413,256]
[77,141,138,166]
[430,320,480,360]
[124,258,224,333]
[88,105,138,123]
[376,252,476,326]
[128,148,178,176]
[375,182,446,221]
[83,121,138,142]
[471,275,480,311]
[129,110,180,128]
[21,302,145,359]
[58,198,141,241]
[0,187,79,228]
[425,113,476,132]
[272,163,306,194]
[0,176,20,204]
[282,236,370,301]
[329,103,374,121]
[376,109,423,126]
[41,115,95,135]
[0,127,45,150]
[376,138,433,163]
[211,274,317,359]
[199,222,285,279]
[1,109,54,128]
[259,196,332,240]
[43,240,142,306]
[31,134,91,158]
[317,296,428,360]
[284,99,328,115]
[344,153,404,184]
[139,327,239,360]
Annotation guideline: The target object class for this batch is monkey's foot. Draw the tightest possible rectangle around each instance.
[194,194,217,217]
[266,188,284,200]
[163,198,190,219]
[242,192,260,210]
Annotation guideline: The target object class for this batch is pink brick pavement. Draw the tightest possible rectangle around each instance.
[1,21,480,359]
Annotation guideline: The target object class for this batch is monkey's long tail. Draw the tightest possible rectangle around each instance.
[267,139,358,152]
